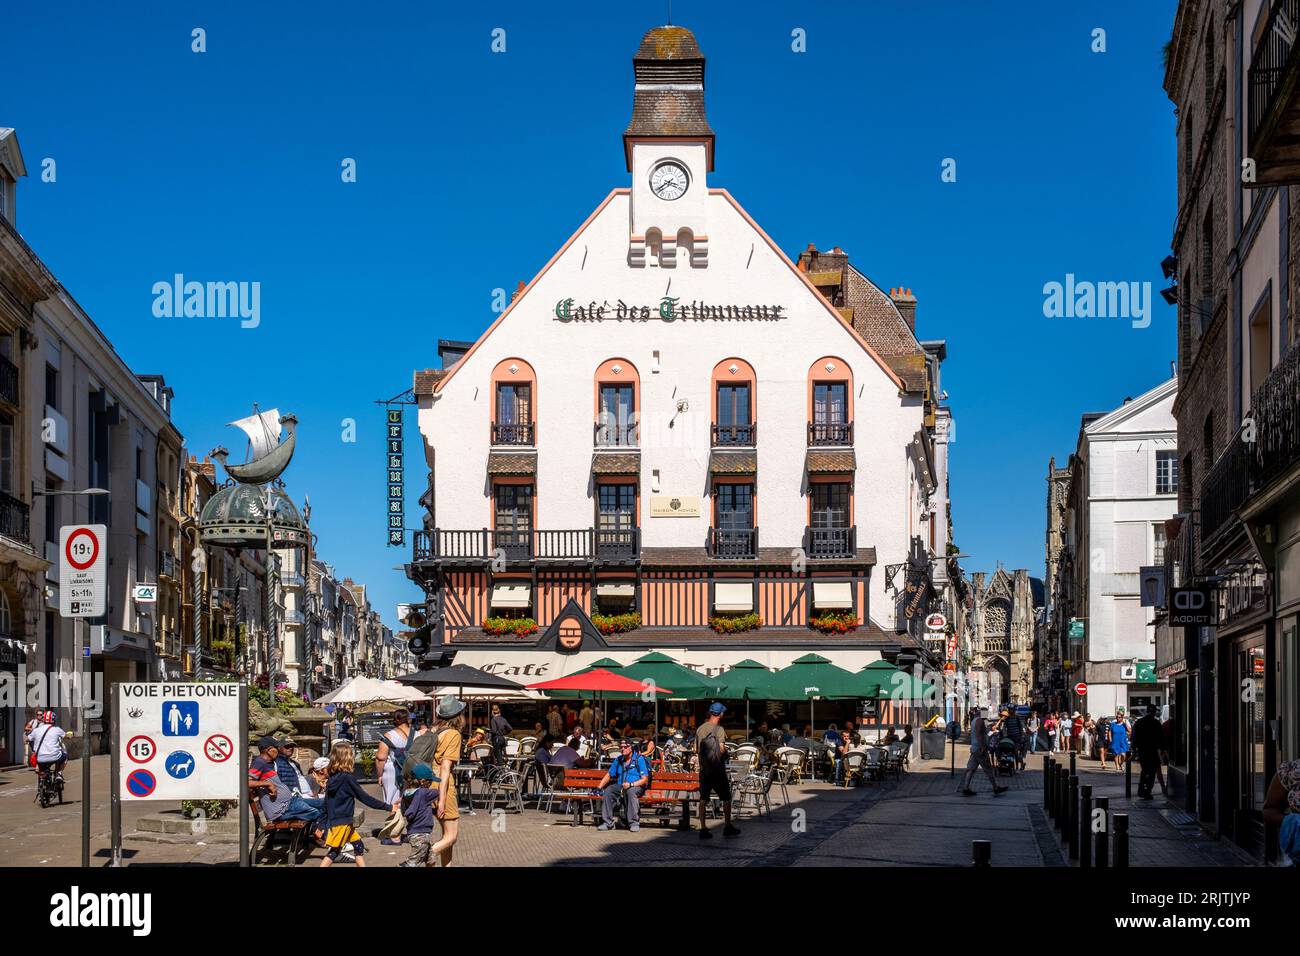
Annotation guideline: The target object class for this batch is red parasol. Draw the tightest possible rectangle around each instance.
[526,669,673,695]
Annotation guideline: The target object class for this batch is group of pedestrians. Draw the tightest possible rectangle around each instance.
[1039,709,1138,772]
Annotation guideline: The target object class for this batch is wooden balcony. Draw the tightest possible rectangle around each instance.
[707,526,758,559]
[491,422,534,445]
[804,525,856,559]
[808,421,853,446]
[412,527,640,566]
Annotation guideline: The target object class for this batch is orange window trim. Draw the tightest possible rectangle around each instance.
[490,357,537,425]
[807,356,855,424]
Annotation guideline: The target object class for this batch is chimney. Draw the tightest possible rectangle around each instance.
[796,243,818,272]
[511,280,526,302]
[891,287,917,331]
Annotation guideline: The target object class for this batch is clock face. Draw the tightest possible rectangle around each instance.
[650,161,689,201]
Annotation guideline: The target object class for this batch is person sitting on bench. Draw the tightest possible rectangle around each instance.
[596,738,650,832]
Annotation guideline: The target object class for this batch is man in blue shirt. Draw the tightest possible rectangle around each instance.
[596,738,650,832]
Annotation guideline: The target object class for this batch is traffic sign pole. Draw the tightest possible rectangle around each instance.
[81,618,90,868]
[110,689,122,867]
[238,684,249,868]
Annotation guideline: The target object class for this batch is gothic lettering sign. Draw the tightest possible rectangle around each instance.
[386,407,404,547]
[554,297,787,323]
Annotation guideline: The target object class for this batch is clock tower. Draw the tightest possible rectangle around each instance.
[623,26,714,268]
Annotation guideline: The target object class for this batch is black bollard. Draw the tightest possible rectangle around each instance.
[1125,756,1132,799]
[1094,797,1109,868]
[1045,757,1055,815]
[1068,774,1079,859]
[1079,784,1093,868]
[1070,751,1077,777]
[1057,767,1070,831]
[972,840,991,867]
[1114,813,1129,868]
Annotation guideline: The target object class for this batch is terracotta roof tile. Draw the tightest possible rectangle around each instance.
[806,450,857,473]
[414,368,447,397]
[486,451,537,476]
[709,449,757,475]
[591,451,641,475]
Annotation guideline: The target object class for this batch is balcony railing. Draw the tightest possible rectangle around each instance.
[413,527,640,564]
[708,526,758,559]
[808,421,853,446]
[804,525,856,559]
[0,355,18,408]
[1201,338,1300,544]
[594,421,639,447]
[711,423,756,446]
[491,422,534,445]
[159,551,178,580]
[1247,0,1300,183]
[0,491,30,544]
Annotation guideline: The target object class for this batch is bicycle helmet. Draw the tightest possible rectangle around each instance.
[40,710,55,724]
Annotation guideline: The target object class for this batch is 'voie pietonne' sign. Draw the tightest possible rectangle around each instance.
[1169,586,1215,627]
[116,683,242,800]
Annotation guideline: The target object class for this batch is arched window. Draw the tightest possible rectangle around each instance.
[490,358,536,446]
[0,590,12,638]
[807,357,854,446]
[594,358,640,447]
[711,358,756,446]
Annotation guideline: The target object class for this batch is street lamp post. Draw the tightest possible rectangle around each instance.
[32,485,109,869]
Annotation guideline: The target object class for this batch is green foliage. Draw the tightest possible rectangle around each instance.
[182,799,235,820]
[249,684,307,714]
[591,611,641,634]
[483,616,539,636]
[709,612,762,634]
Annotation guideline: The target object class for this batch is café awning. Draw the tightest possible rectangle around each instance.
[490,584,531,609]
[812,582,853,609]
[714,582,753,612]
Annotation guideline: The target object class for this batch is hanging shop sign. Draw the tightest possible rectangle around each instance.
[386,407,404,547]
[1169,586,1214,627]
[925,613,947,632]
[554,297,787,323]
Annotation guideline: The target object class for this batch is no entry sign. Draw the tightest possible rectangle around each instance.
[116,683,242,801]
[1074,682,1088,696]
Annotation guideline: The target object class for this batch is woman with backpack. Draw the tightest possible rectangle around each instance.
[375,709,411,827]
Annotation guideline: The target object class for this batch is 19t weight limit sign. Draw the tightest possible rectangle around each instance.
[60,525,107,617]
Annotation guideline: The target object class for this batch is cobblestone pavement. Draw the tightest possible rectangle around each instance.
[0,746,1260,867]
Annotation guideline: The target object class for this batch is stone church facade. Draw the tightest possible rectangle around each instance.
[966,568,1043,706]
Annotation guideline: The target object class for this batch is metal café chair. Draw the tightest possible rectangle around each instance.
[735,768,774,817]
[841,750,868,788]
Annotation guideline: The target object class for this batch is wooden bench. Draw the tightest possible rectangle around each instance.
[251,804,313,866]
[641,772,700,829]
[554,767,607,827]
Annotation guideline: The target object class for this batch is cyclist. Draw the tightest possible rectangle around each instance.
[28,711,69,792]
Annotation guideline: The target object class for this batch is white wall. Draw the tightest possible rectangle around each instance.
[419,189,923,629]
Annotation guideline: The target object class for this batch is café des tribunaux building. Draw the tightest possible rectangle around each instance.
[406,25,954,721]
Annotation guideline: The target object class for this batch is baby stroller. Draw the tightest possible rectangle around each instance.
[994,736,1018,776]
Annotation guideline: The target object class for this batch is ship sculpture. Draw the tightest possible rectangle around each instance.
[210,405,298,485]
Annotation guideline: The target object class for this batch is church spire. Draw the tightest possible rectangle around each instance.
[623,25,715,172]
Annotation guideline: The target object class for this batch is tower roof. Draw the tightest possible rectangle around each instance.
[623,25,715,171]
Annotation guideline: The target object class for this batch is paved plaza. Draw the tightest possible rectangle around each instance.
[0,746,1257,868]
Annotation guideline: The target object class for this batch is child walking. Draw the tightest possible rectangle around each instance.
[399,762,441,867]
[320,741,392,867]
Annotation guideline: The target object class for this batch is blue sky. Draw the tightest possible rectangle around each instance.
[6,1,1177,624]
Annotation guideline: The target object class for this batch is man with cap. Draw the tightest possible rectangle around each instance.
[960,707,1007,797]
[272,738,325,827]
[696,702,740,839]
[596,736,651,831]
[249,737,294,821]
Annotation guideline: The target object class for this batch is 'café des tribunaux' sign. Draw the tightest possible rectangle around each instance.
[555,297,787,322]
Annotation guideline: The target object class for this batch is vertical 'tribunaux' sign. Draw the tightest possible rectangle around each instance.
[387,407,404,546]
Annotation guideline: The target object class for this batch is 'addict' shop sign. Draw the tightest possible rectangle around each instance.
[554,297,787,322]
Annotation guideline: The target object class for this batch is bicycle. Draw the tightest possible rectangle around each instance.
[36,763,65,808]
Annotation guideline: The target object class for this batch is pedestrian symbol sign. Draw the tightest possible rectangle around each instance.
[165,751,197,779]
[162,700,199,736]
[126,769,157,797]
[117,683,241,801]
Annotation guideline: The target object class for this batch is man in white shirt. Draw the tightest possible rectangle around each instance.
[27,712,69,775]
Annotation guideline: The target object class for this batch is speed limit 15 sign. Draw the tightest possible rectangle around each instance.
[59,525,107,618]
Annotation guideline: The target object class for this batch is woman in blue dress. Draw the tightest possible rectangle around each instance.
[1108,709,1130,772]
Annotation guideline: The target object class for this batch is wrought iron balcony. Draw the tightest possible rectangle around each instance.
[0,355,18,408]
[491,422,534,445]
[1201,338,1300,545]
[159,551,178,580]
[708,526,758,559]
[808,421,853,446]
[0,491,30,544]
[1247,0,1300,186]
[711,423,756,446]
[413,527,640,565]
[803,525,856,559]
[594,421,639,447]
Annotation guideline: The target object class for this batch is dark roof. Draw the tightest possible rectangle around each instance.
[709,449,757,475]
[1030,577,1046,608]
[623,26,715,170]
[414,368,448,396]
